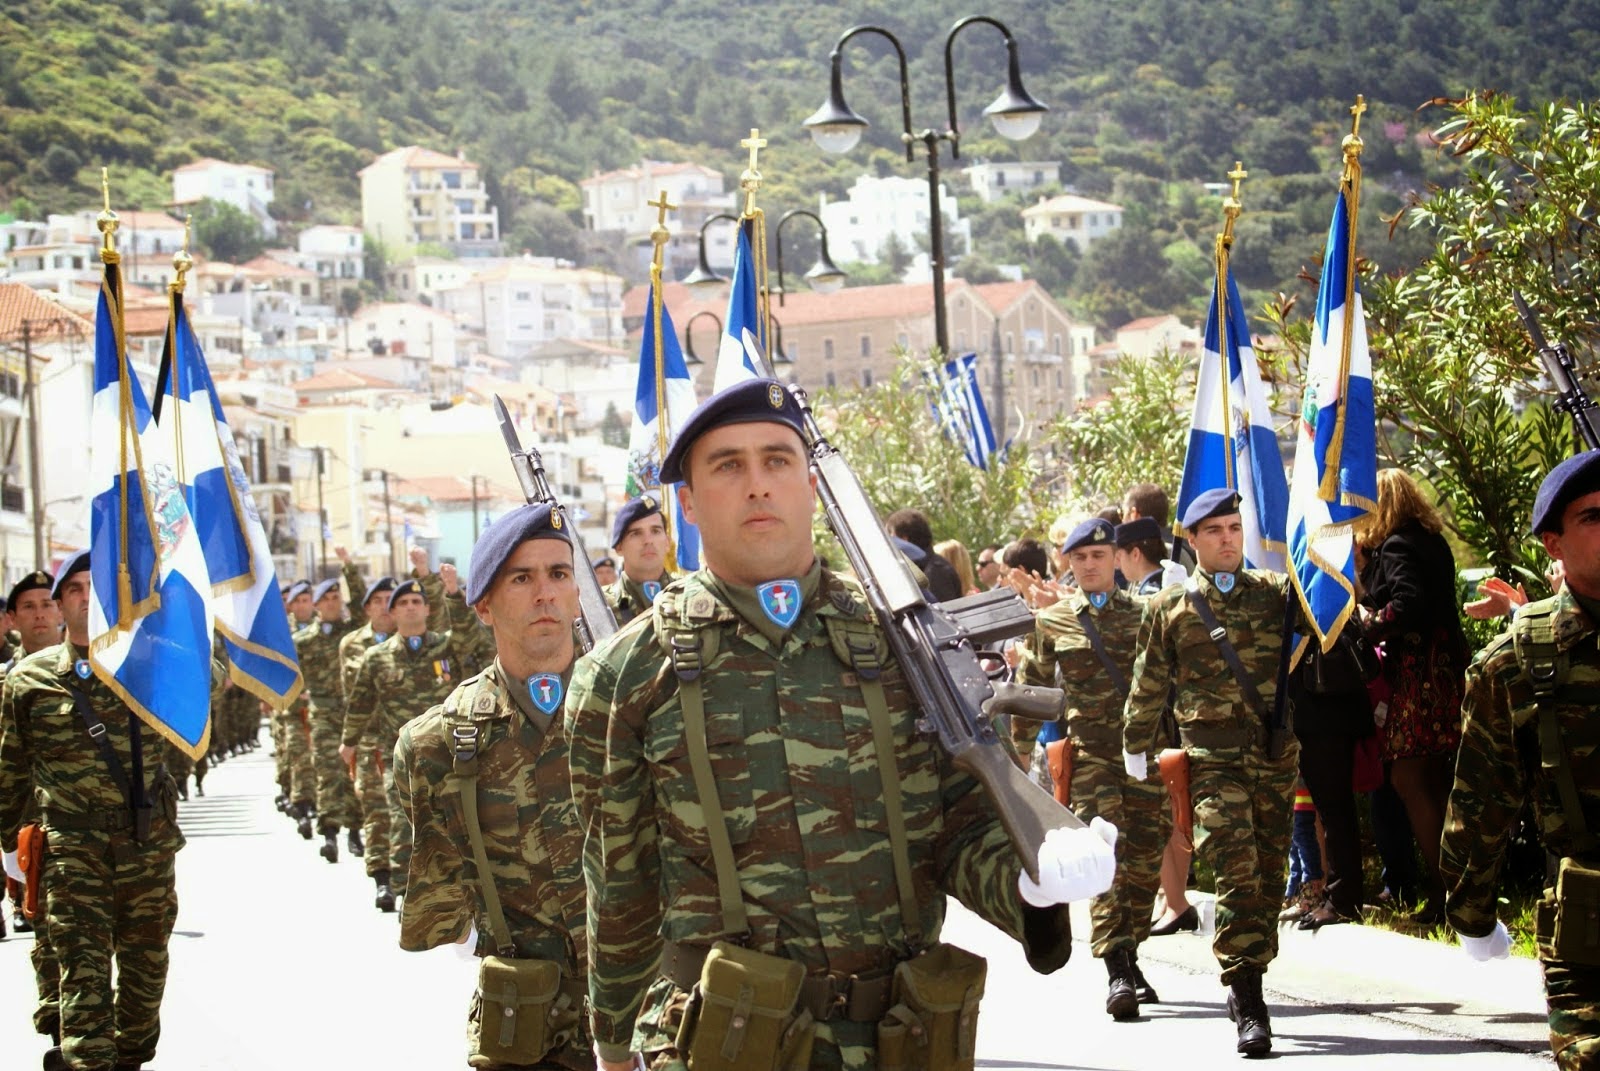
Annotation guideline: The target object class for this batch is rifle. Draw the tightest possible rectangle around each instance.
[492,394,617,653]
[788,384,1083,884]
[1513,291,1600,450]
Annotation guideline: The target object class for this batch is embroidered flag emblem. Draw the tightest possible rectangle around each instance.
[1089,591,1109,609]
[1215,572,1236,594]
[528,673,563,716]
[75,659,92,680]
[757,579,801,629]
[407,635,423,652]
[642,580,662,603]
[321,622,333,635]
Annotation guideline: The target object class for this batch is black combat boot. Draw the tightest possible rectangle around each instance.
[274,792,289,814]
[1129,946,1159,1004]
[1103,947,1140,1020]
[174,777,188,803]
[294,802,313,840]
[1225,969,1272,1056]
[348,828,365,857]
[374,870,396,913]
[320,830,339,863]
[42,1047,68,1071]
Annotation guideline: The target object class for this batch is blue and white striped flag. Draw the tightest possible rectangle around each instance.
[628,281,700,570]
[712,220,767,393]
[1176,262,1290,571]
[1288,185,1377,649]
[932,354,999,469]
[153,294,303,709]
[89,252,216,759]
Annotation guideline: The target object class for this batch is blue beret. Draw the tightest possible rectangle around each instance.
[312,578,341,602]
[611,495,664,548]
[387,578,426,611]
[285,580,311,601]
[658,378,805,485]
[362,576,396,606]
[466,502,573,604]
[591,556,615,569]
[1181,488,1242,531]
[9,569,54,607]
[1533,450,1600,534]
[891,535,928,564]
[1063,518,1115,553]
[1114,517,1161,548]
[52,549,89,598]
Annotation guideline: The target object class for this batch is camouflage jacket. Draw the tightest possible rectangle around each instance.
[566,566,1070,1062]
[602,571,671,627]
[338,621,391,700]
[291,561,368,710]
[0,643,183,852]
[342,625,480,749]
[416,569,496,672]
[1016,588,1145,761]
[394,660,586,970]
[1123,568,1294,763]
[1442,591,1600,938]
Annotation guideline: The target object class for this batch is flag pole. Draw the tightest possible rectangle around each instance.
[97,168,137,619]
[738,128,772,363]
[1319,95,1366,502]
[1214,161,1247,492]
[646,189,680,569]
[167,219,194,497]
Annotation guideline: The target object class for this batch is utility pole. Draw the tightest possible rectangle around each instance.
[470,474,482,542]
[315,446,328,575]
[366,467,398,577]
[22,320,44,567]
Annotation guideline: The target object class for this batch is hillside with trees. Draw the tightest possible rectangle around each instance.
[2,0,1598,328]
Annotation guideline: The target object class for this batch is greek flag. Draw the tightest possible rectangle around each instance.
[1176,262,1289,571]
[88,253,216,759]
[627,281,700,569]
[929,354,998,469]
[1288,186,1377,648]
[152,295,303,709]
[712,220,767,392]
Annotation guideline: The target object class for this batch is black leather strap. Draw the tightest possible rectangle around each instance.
[1184,584,1269,727]
[1076,607,1129,697]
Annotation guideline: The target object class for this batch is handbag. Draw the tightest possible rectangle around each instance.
[1304,631,1382,696]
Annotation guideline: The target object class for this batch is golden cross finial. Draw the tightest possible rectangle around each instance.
[96,167,119,253]
[1342,94,1367,169]
[172,213,194,292]
[741,128,767,174]
[1227,161,1248,202]
[648,189,676,252]
[1219,161,1247,246]
[1349,95,1367,138]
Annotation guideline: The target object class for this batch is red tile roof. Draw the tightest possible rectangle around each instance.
[0,284,92,344]
[392,474,520,503]
[623,278,1000,328]
[294,368,400,393]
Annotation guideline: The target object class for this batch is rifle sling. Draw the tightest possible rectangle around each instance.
[1184,582,1270,733]
[64,682,135,819]
[1076,606,1130,698]
[449,722,517,957]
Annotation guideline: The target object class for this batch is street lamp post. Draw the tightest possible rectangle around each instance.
[803,15,1047,356]
[681,211,847,305]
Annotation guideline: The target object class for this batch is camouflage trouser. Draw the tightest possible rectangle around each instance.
[355,744,388,878]
[270,705,290,792]
[45,832,179,1070]
[31,864,59,1037]
[273,702,316,806]
[372,727,406,891]
[162,742,206,795]
[308,705,358,832]
[1070,756,1171,956]
[1545,958,1600,1067]
[1189,748,1298,984]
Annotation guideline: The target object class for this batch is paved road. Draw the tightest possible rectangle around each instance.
[0,741,1556,1069]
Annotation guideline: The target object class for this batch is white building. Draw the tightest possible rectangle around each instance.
[346,301,462,370]
[436,262,623,362]
[1021,194,1124,251]
[818,174,971,267]
[580,161,738,278]
[171,158,277,239]
[1112,314,1201,359]
[962,161,1061,204]
[288,224,364,309]
[360,146,501,256]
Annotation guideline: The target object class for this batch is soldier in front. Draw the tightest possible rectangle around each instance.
[567,378,1114,1071]
[1442,449,1600,1068]
[393,503,590,1069]
[1123,488,1297,1057]
[603,495,674,626]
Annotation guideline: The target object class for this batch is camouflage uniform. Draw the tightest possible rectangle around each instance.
[0,644,185,1071]
[343,590,480,896]
[273,694,316,810]
[339,621,395,878]
[1442,590,1600,1068]
[602,571,671,627]
[1016,589,1170,958]
[1123,569,1298,985]
[395,660,590,1069]
[567,566,1072,1070]
[0,649,59,1040]
[292,562,367,836]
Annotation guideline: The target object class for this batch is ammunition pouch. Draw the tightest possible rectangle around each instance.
[16,823,44,920]
[674,940,815,1071]
[876,943,986,1071]
[1044,739,1072,807]
[1537,857,1600,966]
[468,955,581,1068]
[1158,748,1193,851]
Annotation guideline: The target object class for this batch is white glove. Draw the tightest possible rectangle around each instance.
[453,921,478,961]
[2,850,21,883]
[1160,558,1189,588]
[1017,817,1118,906]
[1459,920,1512,961]
[593,1045,648,1071]
[1123,750,1148,781]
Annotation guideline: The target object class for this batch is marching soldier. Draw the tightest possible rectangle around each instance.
[339,575,397,907]
[291,550,367,864]
[567,378,1111,1071]
[0,551,186,1071]
[341,565,480,911]
[1015,518,1170,1020]
[1442,450,1600,1067]
[592,556,618,588]
[273,580,317,828]
[1122,488,1297,1056]
[393,503,590,1069]
[603,495,673,626]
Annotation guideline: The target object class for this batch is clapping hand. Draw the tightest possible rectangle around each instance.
[1464,576,1527,621]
